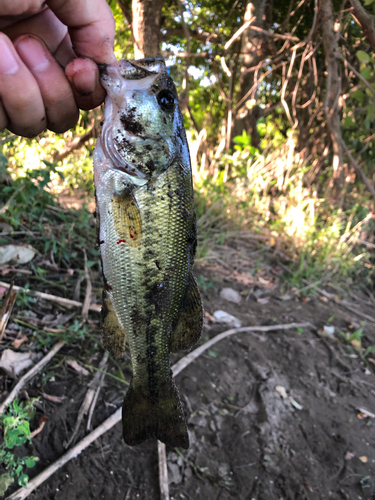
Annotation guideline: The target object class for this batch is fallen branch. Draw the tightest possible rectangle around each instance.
[0,283,18,339]
[172,322,315,377]
[82,250,92,320]
[7,321,314,499]
[65,352,109,447]
[316,287,375,324]
[0,281,101,313]
[158,441,170,500]
[0,340,65,415]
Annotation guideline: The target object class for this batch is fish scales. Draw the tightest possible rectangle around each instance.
[94,57,203,448]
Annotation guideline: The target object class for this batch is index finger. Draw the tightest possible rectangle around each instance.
[47,0,116,64]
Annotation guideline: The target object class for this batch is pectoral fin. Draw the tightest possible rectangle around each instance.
[101,291,127,358]
[170,274,203,353]
[112,189,142,247]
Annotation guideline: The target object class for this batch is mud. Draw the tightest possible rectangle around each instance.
[1,258,375,500]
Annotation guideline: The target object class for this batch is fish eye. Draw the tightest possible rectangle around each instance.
[157,90,175,111]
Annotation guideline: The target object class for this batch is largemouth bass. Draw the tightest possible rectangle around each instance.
[93,57,203,449]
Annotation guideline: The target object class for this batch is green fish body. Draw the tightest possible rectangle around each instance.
[93,57,203,449]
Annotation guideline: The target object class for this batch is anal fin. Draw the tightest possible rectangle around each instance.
[101,291,127,358]
[170,273,203,354]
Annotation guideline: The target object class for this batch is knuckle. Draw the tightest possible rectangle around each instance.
[4,0,45,17]
[9,116,46,138]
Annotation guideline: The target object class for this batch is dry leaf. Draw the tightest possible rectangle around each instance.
[30,415,47,439]
[351,339,361,349]
[41,393,67,403]
[0,349,36,377]
[65,359,90,376]
[204,311,216,323]
[359,456,368,463]
[280,294,292,301]
[303,481,313,493]
[319,296,328,302]
[220,288,242,304]
[0,244,37,265]
[257,276,273,287]
[232,271,254,286]
[368,358,375,366]
[11,336,28,349]
[257,297,270,305]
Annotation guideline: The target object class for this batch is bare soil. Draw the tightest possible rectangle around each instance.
[1,245,375,500]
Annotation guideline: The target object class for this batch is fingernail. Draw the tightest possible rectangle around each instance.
[0,38,19,75]
[72,69,96,95]
[16,36,50,72]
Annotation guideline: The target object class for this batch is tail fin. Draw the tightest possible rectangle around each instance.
[122,379,189,449]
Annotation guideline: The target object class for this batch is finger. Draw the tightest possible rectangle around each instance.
[3,8,67,54]
[15,35,79,133]
[0,33,46,137]
[0,0,46,28]
[47,0,116,64]
[65,58,106,111]
[53,32,76,68]
[0,102,8,132]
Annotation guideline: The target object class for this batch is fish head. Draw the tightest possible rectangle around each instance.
[99,57,186,185]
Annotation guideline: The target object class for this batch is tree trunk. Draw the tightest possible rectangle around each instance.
[320,0,344,195]
[132,0,163,59]
[231,0,267,149]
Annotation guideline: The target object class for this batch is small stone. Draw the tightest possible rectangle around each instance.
[213,310,242,328]
[168,462,182,485]
[220,288,242,304]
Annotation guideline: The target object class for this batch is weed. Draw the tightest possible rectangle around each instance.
[196,275,214,296]
[0,399,39,495]
[339,327,375,362]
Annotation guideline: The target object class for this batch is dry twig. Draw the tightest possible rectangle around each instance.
[0,281,101,313]
[0,283,18,339]
[0,340,65,415]
[82,250,92,320]
[173,322,315,376]
[65,352,109,448]
[158,441,170,500]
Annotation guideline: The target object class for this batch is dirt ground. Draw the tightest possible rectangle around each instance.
[1,242,375,500]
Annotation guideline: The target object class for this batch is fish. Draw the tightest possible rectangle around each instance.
[93,57,203,449]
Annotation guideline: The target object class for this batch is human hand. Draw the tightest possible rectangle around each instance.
[0,0,116,137]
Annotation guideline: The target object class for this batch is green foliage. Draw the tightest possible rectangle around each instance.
[0,399,39,495]
[33,319,88,350]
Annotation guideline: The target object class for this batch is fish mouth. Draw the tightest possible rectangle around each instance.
[99,57,166,82]
[101,96,148,184]
[99,57,170,183]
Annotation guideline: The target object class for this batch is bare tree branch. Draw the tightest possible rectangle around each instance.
[341,139,375,200]
[54,127,98,162]
[349,0,375,52]
[116,0,132,25]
